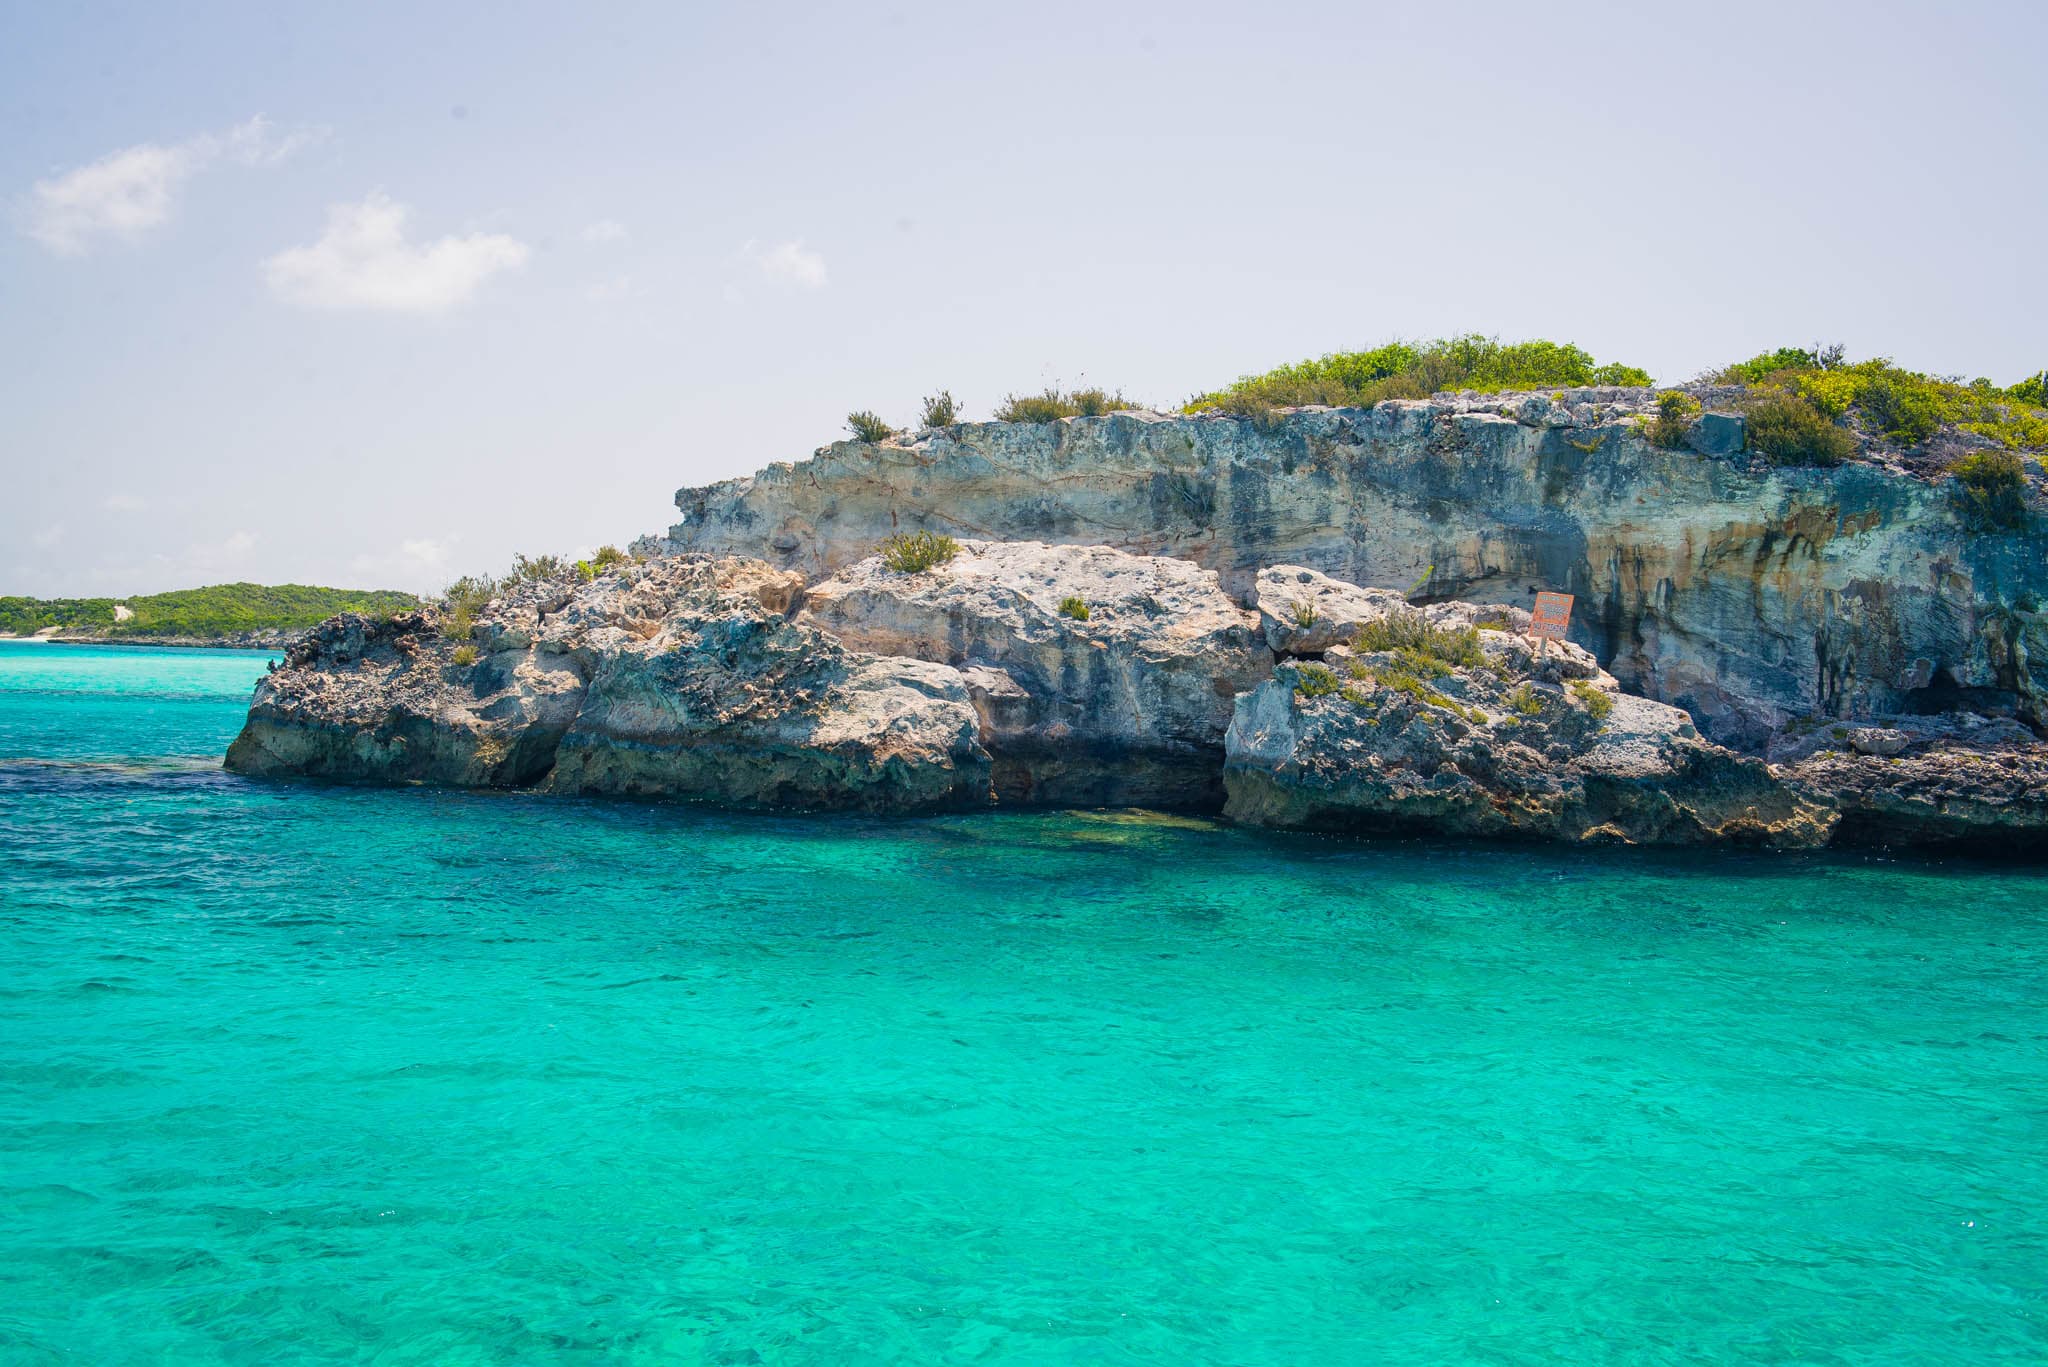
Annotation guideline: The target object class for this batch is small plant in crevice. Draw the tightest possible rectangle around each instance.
[1352,610,1483,669]
[1290,600,1318,629]
[1568,678,1614,721]
[1058,596,1090,621]
[878,530,960,573]
[847,410,895,443]
[1294,662,1341,698]
[451,644,478,667]
[920,391,958,428]
[1506,682,1545,718]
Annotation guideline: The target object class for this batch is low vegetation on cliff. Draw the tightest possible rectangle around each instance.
[879,530,960,573]
[1186,335,1655,412]
[1710,347,2048,454]
[995,387,1142,422]
[0,583,419,638]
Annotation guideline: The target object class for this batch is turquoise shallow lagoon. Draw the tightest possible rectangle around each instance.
[2,642,2045,1363]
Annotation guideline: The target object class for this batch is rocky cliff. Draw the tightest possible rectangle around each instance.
[224,542,2048,851]
[654,390,2047,752]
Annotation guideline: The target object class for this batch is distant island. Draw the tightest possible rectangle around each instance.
[0,582,420,648]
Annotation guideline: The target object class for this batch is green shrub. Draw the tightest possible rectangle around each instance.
[1646,391,1699,449]
[1568,678,1614,721]
[451,644,478,666]
[1714,348,2048,455]
[1951,450,2028,530]
[1057,595,1090,621]
[1294,662,1341,698]
[1347,656,1484,722]
[1187,334,1653,412]
[920,391,958,427]
[1210,388,1282,430]
[1290,599,1318,629]
[994,387,1138,423]
[1743,391,1857,466]
[1352,610,1484,668]
[2012,371,2047,407]
[1855,371,1942,446]
[878,530,960,573]
[1507,682,1544,717]
[508,554,569,584]
[441,574,497,641]
[994,389,1072,423]
[847,410,894,443]
[575,545,632,581]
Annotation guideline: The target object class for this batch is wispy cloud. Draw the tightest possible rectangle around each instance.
[350,537,455,589]
[580,218,628,245]
[262,192,529,314]
[21,115,320,255]
[742,238,827,289]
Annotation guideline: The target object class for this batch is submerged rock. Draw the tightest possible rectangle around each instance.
[226,557,993,813]
[801,540,1267,806]
[1223,601,1836,847]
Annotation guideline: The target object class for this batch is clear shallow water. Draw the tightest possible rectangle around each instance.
[2,643,2045,1365]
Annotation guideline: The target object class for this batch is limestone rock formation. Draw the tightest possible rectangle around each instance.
[1222,600,1836,847]
[1774,714,2048,848]
[800,540,1267,805]
[226,557,993,813]
[654,394,2048,750]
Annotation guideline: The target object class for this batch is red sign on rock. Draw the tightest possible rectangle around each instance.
[1530,592,1574,641]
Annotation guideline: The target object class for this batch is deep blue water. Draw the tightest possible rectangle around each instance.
[2,641,2044,1364]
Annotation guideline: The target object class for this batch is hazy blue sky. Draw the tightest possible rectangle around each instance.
[5,1,2044,596]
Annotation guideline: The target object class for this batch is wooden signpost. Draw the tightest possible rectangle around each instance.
[1529,591,1574,655]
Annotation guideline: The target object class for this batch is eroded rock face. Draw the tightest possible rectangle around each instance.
[226,557,993,813]
[1222,601,1836,847]
[1777,714,2048,848]
[1255,565,1411,655]
[800,540,1268,806]
[655,397,2048,749]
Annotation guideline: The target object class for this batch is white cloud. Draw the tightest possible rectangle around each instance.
[219,115,321,168]
[350,537,455,589]
[31,524,65,549]
[263,192,529,314]
[742,238,827,289]
[580,218,628,245]
[21,115,319,255]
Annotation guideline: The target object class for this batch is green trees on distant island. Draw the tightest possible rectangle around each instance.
[0,583,420,637]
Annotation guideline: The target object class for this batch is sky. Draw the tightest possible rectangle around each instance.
[3,0,2044,598]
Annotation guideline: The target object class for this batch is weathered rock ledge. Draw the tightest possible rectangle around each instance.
[650,391,2047,753]
[224,542,2048,853]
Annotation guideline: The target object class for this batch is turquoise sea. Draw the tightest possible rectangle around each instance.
[2,642,2044,1364]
